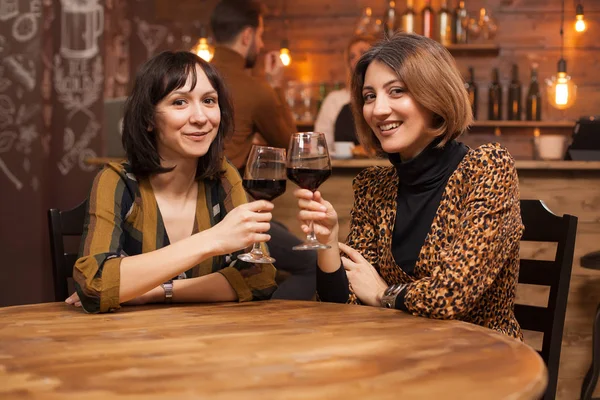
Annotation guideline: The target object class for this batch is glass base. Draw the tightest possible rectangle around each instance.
[237,252,275,264]
[293,241,331,251]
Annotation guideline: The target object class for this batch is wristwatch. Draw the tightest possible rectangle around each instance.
[380,283,406,309]
[161,279,173,304]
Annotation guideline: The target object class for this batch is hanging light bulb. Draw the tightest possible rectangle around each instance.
[546,0,577,110]
[546,59,577,109]
[191,26,214,62]
[279,39,291,66]
[575,3,587,32]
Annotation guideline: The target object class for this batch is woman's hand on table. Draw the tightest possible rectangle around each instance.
[209,200,273,255]
[339,243,388,307]
[66,287,163,307]
[294,189,339,247]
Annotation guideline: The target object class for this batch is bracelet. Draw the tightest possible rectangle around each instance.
[380,283,407,309]
[161,280,173,304]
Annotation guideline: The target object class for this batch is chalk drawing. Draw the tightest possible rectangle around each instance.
[60,0,103,59]
[54,56,103,119]
[58,118,100,175]
[13,13,38,42]
[3,54,36,91]
[0,94,15,129]
[31,176,39,191]
[0,131,23,190]
[0,0,18,21]
[15,103,40,124]
[0,66,11,92]
[136,19,168,59]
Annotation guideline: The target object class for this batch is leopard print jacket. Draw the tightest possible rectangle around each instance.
[345,143,524,340]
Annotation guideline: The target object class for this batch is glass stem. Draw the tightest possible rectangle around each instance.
[307,220,319,243]
[250,241,264,255]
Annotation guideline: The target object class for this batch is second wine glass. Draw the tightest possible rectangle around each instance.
[287,132,332,251]
[238,145,287,264]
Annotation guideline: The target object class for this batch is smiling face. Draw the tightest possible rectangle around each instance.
[153,64,220,165]
[361,60,436,160]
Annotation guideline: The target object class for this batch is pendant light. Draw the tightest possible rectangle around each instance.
[279,1,291,66]
[575,1,587,32]
[191,25,214,62]
[546,0,576,110]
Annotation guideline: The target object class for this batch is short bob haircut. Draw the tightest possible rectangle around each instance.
[122,51,233,180]
[350,32,473,155]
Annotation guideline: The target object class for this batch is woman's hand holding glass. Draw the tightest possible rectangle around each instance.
[294,189,339,247]
[211,200,274,257]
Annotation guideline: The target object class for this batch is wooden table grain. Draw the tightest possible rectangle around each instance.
[0,300,546,400]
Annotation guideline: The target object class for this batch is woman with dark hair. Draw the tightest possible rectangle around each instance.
[67,51,277,313]
[294,33,524,339]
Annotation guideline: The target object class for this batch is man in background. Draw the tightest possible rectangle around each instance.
[210,0,296,171]
[210,0,315,300]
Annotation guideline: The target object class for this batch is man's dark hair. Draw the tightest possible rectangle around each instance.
[210,0,263,44]
[122,51,234,180]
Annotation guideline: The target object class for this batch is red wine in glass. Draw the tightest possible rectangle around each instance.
[287,132,332,250]
[238,145,287,264]
[242,179,287,201]
[286,168,331,192]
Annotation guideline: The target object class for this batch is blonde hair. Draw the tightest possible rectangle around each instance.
[350,32,473,155]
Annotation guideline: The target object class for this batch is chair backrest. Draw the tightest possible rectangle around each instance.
[516,199,578,400]
[47,201,87,302]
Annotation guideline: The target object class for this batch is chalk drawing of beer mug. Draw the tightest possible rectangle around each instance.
[60,0,104,59]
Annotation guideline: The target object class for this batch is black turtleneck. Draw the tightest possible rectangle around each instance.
[389,138,468,276]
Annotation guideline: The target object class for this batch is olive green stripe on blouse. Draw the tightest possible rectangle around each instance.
[138,178,159,254]
[87,167,126,255]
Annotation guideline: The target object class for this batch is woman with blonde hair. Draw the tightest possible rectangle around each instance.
[314,34,376,150]
[294,33,524,339]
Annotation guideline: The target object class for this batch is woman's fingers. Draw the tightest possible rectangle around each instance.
[339,243,365,263]
[293,188,315,200]
[297,198,327,212]
[341,256,358,271]
[65,292,79,305]
[298,210,328,222]
[245,200,274,212]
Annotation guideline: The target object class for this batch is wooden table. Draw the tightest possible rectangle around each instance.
[0,300,546,399]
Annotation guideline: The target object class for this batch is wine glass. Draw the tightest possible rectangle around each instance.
[287,132,332,251]
[238,145,287,264]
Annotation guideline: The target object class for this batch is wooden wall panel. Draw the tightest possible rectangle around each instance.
[248,0,600,121]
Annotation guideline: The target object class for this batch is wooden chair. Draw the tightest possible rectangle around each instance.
[47,201,87,302]
[516,199,578,400]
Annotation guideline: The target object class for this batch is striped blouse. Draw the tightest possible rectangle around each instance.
[74,159,277,313]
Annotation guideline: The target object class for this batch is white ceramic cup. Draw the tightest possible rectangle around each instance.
[334,141,354,159]
[535,135,567,160]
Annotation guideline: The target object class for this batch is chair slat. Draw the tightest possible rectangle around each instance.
[515,304,549,332]
[518,259,556,286]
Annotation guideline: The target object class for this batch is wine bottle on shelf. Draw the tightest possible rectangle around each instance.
[453,1,467,44]
[401,0,416,34]
[421,0,435,38]
[383,0,398,38]
[437,0,452,46]
[507,64,522,120]
[526,65,542,121]
[465,67,478,120]
[488,68,503,120]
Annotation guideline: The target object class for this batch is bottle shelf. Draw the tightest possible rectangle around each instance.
[445,44,500,57]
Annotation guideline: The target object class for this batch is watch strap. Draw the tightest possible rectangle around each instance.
[161,279,173,304]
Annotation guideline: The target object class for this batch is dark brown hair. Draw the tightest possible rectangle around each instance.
[210,0,263,44]
[350,32,472,155]
[122,51,233,180]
